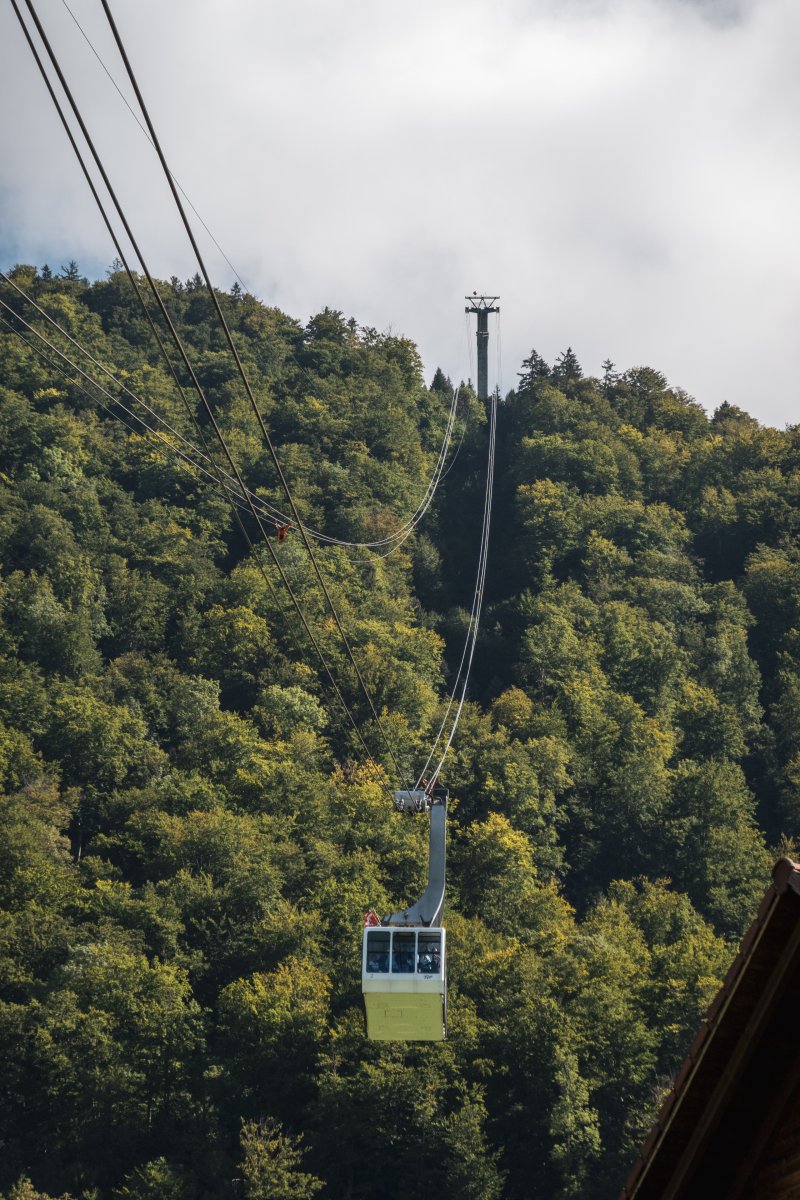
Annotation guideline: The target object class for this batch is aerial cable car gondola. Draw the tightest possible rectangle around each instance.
[360,320,498,1042]
[362,788,447,1041]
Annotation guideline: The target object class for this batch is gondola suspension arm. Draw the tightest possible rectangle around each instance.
[384,790,447,928]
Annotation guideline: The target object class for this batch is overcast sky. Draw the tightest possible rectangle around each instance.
[1,0,798,426]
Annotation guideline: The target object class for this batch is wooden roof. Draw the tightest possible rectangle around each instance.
[621,858,800,1200]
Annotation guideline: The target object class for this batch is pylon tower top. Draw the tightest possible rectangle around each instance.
[465,293,500,314]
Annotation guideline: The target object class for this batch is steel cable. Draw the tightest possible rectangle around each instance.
[13,0,390,787]
[23,0,463,562]
[97,0,412,789]
[416,386,497,789]
[60,0,250,295]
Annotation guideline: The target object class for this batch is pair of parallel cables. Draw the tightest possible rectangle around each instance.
[9,0,404,790]
[0,282,494,793]
[55,0,467,559]
[6,0,496,797]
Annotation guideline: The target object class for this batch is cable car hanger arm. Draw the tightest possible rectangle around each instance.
[383,790,447,927]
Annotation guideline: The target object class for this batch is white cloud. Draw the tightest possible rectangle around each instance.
[1,0,798,425]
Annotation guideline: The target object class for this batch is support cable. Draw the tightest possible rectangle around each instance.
[98,0,410,788]
[28,0,460,562]
[1,284,483,799]
[0,293,379,785]
[7,0,250,538]
[1,1,294,541]
[60,0,250,296]
[13,0,389,786]
[60,0,460,560]
[416,385,497,790]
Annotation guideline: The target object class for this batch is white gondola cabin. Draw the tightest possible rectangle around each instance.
[362,925,446,1041]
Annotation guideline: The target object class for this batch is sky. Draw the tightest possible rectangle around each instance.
[1,0,798,426]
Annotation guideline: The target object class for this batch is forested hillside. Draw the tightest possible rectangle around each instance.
[1,264,799,1200]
